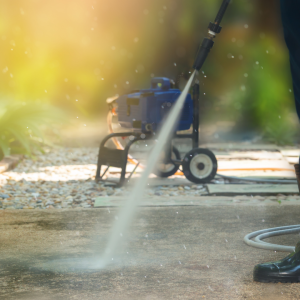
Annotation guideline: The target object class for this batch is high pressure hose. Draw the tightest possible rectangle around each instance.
[244,225,300,252]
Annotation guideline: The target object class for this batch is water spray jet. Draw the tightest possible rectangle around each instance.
[95,0,231,267]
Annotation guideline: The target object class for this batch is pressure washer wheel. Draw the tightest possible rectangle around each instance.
[182,148,217,183]
[154,146,180,178]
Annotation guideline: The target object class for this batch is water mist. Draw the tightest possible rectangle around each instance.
[101,70,197,266]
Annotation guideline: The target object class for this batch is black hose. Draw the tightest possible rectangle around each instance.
[215,0,231,24]
[216,173,297,184]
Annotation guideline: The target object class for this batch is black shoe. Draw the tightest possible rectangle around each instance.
[253,242,300,283]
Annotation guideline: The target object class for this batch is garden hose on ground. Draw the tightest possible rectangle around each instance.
[216,174,297,184]
[244,225,300,252]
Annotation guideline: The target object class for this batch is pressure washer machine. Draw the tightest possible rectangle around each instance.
[96,0,231,186]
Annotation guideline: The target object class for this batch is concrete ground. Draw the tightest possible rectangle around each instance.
[2,203,300,300]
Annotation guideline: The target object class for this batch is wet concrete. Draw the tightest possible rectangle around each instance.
[1,205,300,299]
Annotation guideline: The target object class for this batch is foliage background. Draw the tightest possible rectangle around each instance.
[0,0,297,144]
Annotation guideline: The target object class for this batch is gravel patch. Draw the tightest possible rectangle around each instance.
[0,147,209,210]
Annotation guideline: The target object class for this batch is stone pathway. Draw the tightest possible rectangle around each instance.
[0,146,299,210]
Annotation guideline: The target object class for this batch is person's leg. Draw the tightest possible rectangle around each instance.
[253,0,300,283]
[280,0,300,118]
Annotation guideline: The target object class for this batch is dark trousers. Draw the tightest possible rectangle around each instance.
[280,0,300,119]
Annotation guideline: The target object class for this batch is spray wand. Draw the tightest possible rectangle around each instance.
[193,0,231,71]
[189,0,231,149]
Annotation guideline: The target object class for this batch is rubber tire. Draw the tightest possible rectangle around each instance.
[154,146,181,178]
[182,148,217,184]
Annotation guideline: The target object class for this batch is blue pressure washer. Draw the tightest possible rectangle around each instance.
[96,0,231,186]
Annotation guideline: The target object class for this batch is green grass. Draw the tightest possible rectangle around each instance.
[0,103,62,160]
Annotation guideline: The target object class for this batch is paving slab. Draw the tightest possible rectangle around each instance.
[216,151,284,160]
[217,160,293,171]
[93,195,300,207]
[207,184,299,195]
[201,143,280,151]
[280,149,300,157]
[1,204,300,300]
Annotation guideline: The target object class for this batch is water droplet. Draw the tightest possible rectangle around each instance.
[206,265,209,268]
[262,219,265,222]
[45,90,47,93]
[176,212,178,214]
[244,24,249,29]
[266,50,269,54]
[204,75,207,78]
[178,261,181,264]
[256,61,259,65]
[145,275,147,278]
[183,244,186,249]
[278,115,281,119]
[289,89,292,93]
[231,37,236,42]
[120,273,123,276]
[174,63,177,66]
[203,93,206,95]
[126,81,129,84]
[112,258,114,260]
[244,73,248,78]
[76,99,78,101]
[225,239,228,243]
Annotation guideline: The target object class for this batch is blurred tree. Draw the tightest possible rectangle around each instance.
[0,0,297,143]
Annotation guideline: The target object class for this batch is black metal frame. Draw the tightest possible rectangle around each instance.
[95,132,152,186]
